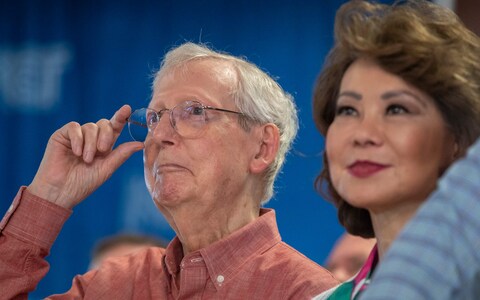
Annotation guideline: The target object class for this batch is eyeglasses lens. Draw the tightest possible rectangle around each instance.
[127,108,153,142]
[173,102,206,138]
[127,101,207,142]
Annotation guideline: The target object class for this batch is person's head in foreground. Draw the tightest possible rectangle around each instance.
[312,0,480,297]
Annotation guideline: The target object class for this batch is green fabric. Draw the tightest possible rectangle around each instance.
[326,281,354,299]
[324,245,379,300]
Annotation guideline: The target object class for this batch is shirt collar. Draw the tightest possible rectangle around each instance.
[163,208,281,291]
[351,244,378,298]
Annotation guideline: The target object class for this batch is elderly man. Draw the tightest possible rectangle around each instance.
[0,43,338,299]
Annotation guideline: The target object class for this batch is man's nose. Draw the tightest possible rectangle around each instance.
[150,111,177,144]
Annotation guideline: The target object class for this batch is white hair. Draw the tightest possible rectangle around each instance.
[152,42,298,204]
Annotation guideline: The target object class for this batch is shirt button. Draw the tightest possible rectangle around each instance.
[216,275,225,283]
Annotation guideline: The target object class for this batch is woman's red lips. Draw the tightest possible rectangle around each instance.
[348,161,389,178]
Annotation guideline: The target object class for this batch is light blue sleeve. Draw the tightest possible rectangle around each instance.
[360,138,480,300]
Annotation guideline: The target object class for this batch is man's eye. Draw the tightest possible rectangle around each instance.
[190,106,204,116]
[146,112,158,126]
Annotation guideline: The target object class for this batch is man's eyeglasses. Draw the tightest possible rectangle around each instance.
[127,100,244,142]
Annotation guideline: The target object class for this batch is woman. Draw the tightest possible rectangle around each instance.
[312,0,480,299]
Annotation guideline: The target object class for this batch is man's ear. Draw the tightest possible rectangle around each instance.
[250,123,280,174]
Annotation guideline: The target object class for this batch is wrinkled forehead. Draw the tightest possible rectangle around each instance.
[149,59,239,108]
[153,59,238,92]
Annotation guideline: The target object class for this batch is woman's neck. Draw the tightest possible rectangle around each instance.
[369,201,423,260]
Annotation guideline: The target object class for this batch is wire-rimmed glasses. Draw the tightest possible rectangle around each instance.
[127,100,244,142]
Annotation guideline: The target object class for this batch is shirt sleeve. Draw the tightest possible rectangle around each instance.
[0,186,72,300]
[360,138,480,300]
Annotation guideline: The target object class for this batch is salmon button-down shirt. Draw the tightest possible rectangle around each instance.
[0,187,338,299]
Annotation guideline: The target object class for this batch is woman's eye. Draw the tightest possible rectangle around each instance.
[386,104,409,115]
[335,106,357,116]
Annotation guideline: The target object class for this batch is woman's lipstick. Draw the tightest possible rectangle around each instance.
[348,161,389,178]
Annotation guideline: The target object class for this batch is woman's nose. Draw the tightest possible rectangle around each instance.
[352,116,383,147]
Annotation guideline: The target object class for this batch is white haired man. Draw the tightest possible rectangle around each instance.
[0,43,338,299]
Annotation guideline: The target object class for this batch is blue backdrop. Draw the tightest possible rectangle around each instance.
[0,0,390,297]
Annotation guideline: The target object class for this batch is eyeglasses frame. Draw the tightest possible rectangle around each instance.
[127,100,245,139]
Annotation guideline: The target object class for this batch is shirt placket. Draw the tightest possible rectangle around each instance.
[176,255,210,299]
